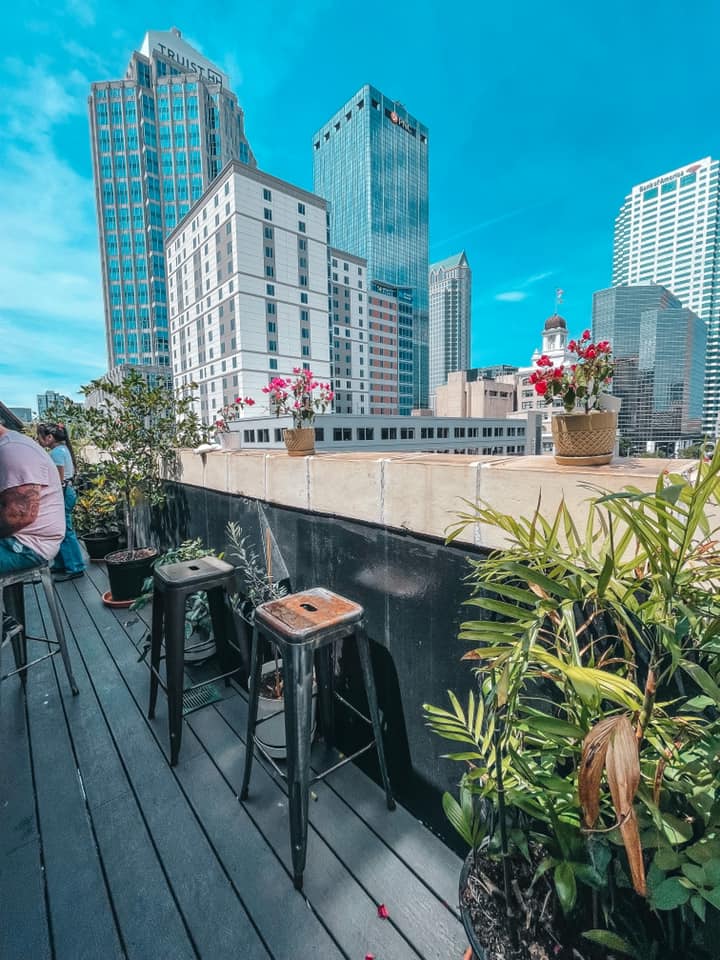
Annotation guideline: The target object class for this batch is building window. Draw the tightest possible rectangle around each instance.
[298,221,306,233]
[263,208,272,220]
[298,202,306,214]
[400,428,415,440]
[269,358,278,369]
[243,430,256,443]
[333,428,352,441]
[263,188,272,201]
[357,427,374,440]
[314,427,324,441]
[380,427,397,440]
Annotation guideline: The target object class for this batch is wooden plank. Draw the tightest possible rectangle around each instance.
[23,596,125,960]
[43,582,197,960]
[63,574,270,960]
[190,704,427,960]
[76,570,345,960]
[0,672,51,960]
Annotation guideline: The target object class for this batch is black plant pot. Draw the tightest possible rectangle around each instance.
[81,531,121,560]
[105,548,158,602]
[459,853,487,960]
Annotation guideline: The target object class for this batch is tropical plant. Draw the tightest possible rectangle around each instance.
[261,367,334,428]
[74,472,123,538]
[426,449,720,956]
[79,370,209,551]
[530,329,614,413]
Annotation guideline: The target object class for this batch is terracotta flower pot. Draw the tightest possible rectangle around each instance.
[551,410,617,466]
[283,427,315,457]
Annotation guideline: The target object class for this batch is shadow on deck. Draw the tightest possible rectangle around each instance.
[1,563,466,960]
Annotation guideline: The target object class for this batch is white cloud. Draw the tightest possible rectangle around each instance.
[64,0,96,27]
[0,59,105,409]
[495,291,528,302]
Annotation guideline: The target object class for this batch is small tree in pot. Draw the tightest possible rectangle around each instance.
[80,370,208,602]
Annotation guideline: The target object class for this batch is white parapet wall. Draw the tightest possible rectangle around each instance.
[176,450,698,551]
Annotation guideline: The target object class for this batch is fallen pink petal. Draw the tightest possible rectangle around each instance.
[377,903,389,919]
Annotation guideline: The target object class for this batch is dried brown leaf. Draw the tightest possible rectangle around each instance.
[606,715,646,897]
[578,716,620,827]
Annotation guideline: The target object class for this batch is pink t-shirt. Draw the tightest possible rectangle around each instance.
[0,431,65,560]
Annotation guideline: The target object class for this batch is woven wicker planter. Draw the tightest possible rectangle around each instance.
[283,427,315,457]
[551,410,617,466]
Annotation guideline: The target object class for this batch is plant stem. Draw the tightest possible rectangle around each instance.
[492,681,515,929]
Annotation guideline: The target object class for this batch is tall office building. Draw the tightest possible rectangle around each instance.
[37,391,68,419]
[428,252,472,406]
[612,157,720,432]
[166,161,330,424]
[593,285,705,453]
[312,85,429,413]
[89,28,255,378]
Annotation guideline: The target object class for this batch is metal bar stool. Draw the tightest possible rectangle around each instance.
[240,587,395,891]
[148,555,240,766]
[0,564,79,695]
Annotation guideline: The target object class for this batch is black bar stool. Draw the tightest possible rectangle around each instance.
[148,555,239,765]
[240,587,395,891]
[0,563,79,695]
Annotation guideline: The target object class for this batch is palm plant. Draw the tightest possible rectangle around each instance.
[426,449,720,955]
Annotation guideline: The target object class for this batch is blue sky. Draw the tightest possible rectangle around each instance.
[2,0,720,412]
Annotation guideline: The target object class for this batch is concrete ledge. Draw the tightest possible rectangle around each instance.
[176,450,695,550]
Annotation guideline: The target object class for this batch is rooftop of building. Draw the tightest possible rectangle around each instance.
[429,251,469,272]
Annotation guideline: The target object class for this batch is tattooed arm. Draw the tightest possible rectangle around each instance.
[0,484,41,537]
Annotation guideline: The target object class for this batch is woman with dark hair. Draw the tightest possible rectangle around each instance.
[37,423,85,581]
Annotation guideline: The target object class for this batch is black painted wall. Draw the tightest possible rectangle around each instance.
[145,478,486,836]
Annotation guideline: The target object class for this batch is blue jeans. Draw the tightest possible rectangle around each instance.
[55,484,85,575]
[0,538,45,574]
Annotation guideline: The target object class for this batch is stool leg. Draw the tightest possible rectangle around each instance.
[356,625,395,811]
[39,568,79,696]
[240,625,263,801]
[165,593,186,766]
[283,642,315,891]
[10,624,27,689]
[207,587,232,685]
[148,589,164,719]
[314,646,335,750]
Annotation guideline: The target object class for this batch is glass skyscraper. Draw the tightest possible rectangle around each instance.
[428,251,472,405]
[312,84,429,412]
[89,28,255,376]
[593,285,705,453]
[612,157,720,433]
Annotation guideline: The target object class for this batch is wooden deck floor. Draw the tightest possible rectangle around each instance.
[1,563,466,960]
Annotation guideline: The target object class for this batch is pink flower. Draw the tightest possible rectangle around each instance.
[536,354,552,367]
[377,904,390,919]
[582,329,591,340]
[585,346,597,359]
[534,381,548,396]
[568,339,577,351]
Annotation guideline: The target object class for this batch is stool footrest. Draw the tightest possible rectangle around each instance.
[1,648,60,681]
[250,733,377,786]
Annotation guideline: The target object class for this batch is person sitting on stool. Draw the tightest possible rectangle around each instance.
[0,424,65,575]
[37,423,85,581]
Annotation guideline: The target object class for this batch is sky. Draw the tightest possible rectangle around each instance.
[2,0,720,412]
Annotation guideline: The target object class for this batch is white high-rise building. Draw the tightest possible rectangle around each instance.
[612,157,720,433]
[428,252,471,408]
[166,161,331,423]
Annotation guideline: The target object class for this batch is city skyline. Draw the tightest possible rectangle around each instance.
[2,1,720,410]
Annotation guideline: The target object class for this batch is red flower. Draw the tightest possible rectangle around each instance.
[534,381,548,396]
[582,329,591,340]
[585,346,597,359]
[377,904,390,919]
[552,366,564,379]
[536,354,552,367]
[568,339,577,351]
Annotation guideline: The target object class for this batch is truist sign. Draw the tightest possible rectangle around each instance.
[154,43,224,85]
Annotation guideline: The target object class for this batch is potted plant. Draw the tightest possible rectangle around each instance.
[74,471,123,560]
[131,539,220,663]
[80,370,209,604]
[226,521,316,757]
[261,367,333,456]
[214,396,255,450]
[425,451,720,958]
[530,330,616,465]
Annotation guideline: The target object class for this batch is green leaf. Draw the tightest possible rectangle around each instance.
[654,848,682,871]
[700,886,720,910]
[554,861,577,913]
[661,813,694,845]
[681,862,706,887]
[650,876,691,910]
[502,562,573,599]
[687,841,720,864]
[704,859,720,887]
[680,660,720,705]
[691,894,707,922]
[519,716,585,739]
[582,930,637,957]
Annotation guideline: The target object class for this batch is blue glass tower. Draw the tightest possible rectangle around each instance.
[89,28,255,376]
[312,85,429,412]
